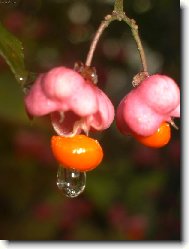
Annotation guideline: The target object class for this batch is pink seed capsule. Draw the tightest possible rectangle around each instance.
[138,74,180,116]
[24,66,115,136]
[116,74,180,137]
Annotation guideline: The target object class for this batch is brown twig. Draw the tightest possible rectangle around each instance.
[85,0,148,74]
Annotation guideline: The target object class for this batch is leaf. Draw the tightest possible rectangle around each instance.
[0,72,27,122]
[0,22,28,86]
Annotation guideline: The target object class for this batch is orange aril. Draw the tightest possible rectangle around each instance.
[134,122,171,148]
[51,134,103,171]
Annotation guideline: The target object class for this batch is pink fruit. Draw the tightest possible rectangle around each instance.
[117,91,164,136]
[138,75,180,116]
[116,74,180,136]
[24,66,114,136]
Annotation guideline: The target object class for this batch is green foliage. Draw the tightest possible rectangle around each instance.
[0,22,28,85]
[0,72,26,122]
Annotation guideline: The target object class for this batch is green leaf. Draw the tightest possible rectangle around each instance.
[0,72,27,122]
[0,22,28,86]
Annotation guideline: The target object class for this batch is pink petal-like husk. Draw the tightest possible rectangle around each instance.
[116,74,180,137]
[24,67,98,117]
[51,111,82,136]
[118,92,164,136]
[24,66,115,135]
[138,74,180,115]
[69,80,99,116]
[116,97,131,135]
[87,88,115,131]
[24,74,59,116]
[42,67,85,99]
[170,103,180,117]
[51,88,115,136]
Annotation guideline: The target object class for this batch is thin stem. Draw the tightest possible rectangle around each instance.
[85,16,115,67]
[85,0,148,73]
[114,0,123,12]
[123,17,148,72]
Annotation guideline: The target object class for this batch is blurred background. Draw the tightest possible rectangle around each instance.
[0,0,180,240]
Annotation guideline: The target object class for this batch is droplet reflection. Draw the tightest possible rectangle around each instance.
[57,166,86,198]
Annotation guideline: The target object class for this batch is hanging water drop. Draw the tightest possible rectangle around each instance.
[57,166,86,198]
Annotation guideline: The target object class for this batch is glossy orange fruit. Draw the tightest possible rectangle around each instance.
[51,134,103,171]
[134,122,171,148]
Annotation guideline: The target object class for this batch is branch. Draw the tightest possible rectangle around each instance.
[85,0,148,74]
[114,0,123,13]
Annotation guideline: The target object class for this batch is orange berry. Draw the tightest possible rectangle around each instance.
[51,134,103,172]
[134,122,171,148]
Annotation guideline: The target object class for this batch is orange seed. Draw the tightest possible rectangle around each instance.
[51,134,103,171]
[134,122,171,148]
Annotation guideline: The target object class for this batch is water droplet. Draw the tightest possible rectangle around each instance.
[16,75,27,87]
[57,166,86,198]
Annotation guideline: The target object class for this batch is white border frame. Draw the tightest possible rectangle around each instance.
[0,1,188,248]
[182,0,189,248]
